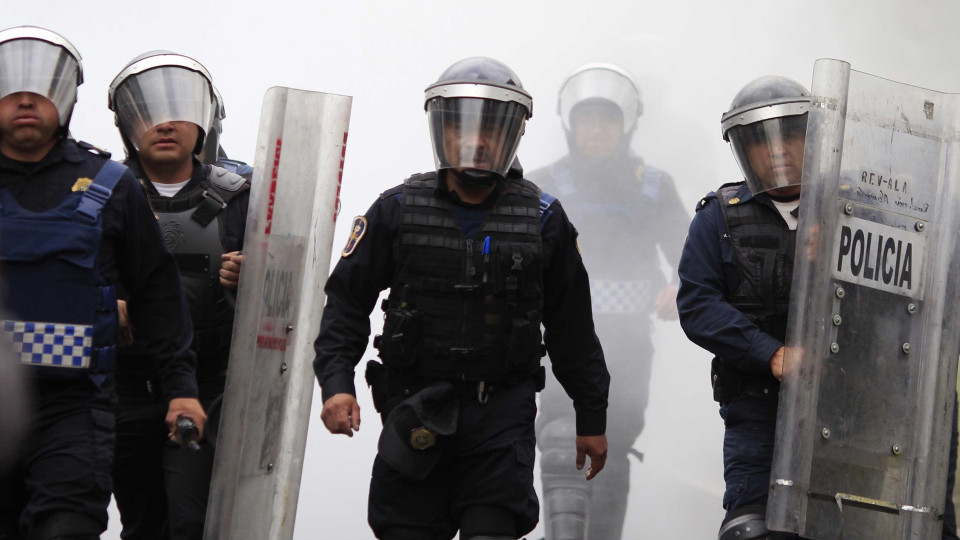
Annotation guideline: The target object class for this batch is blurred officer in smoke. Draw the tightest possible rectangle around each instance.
[677,76,959,540]
[199,85,253,181]
[0,27,203,540]
[313,56,610,540]
[108,51,250,540]
[527,63,689,540]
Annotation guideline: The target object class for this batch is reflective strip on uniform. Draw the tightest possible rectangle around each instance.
[589,279,653,314]
[3,320,93,368]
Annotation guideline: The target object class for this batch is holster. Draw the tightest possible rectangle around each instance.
[711,357,779,404]
[365,360,429,416]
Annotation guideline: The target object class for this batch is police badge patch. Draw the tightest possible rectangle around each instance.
[341,216,367,257]
[71,177,93,192]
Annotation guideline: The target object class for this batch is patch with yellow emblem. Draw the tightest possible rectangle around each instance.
[410,427,436,450]
[728,198,740,205]
[71,178,94,192]
[341,216,368,258]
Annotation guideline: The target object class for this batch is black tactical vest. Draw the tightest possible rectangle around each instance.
[715,184,796,341]
[376,172,545,382]
[150,166,248,361]
[710,184,796,402]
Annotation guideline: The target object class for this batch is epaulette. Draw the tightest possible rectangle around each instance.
[379,184,405,201]
[696,192,718,212]
[76,140,112,159]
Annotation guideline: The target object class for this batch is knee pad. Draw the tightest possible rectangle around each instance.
[460,506,516,539]
[32,511,101,540]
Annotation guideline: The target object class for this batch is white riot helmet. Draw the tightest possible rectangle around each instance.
[557,63,642,134]
[0,26,83,132]
[424,57,532,186]
[721,76,811,196]
[108,51,215,155]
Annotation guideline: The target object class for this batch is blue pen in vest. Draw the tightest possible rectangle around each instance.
[482,236,491,283]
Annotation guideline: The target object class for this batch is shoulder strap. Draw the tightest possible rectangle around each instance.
[76,160,126,222]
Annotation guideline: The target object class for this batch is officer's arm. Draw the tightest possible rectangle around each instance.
[111,172,200,401]
[540,200,609,437]
[676,199,782,373]
[313,194,397,401]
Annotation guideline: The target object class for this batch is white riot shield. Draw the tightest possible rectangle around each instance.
[203,87,351,540]
[768,59,960,539]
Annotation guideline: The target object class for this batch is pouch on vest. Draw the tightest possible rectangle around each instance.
[374,291,423,369]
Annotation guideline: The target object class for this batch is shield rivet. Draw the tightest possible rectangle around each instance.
[902,343,911,354]
[844,203,854,215]
[832,315,842,326]
[907,303,917,314]
[822,428,831,439]
[892,444,902,455]
[915,221,925,232]
[830,343,840,354]
[836,287,845,299]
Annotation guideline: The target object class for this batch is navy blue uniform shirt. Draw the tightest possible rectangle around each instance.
[313,172,610,436]
[0,138,198,401]
[677,181,784,373]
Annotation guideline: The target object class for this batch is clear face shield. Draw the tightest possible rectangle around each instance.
[426,97,528,180]
[558,64,641,134]
[727,111,808,196]
[112,66,214,152]
[0,38,80,126]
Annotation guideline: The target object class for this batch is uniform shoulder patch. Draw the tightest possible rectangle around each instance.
[341,216,368,258]
[71,177,94,192]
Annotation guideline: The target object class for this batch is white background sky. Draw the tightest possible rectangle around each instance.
[7,0,960,538]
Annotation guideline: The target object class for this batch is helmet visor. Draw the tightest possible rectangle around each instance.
[559,66,640,133]
[728,113,807,195]
[427,97,527,177]
[0,39,79,126]
[113,66,213,151]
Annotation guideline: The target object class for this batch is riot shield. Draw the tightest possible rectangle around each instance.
[203,87,351,540]
[768,59,960,539]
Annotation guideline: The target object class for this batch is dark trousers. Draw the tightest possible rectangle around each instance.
[0,377,115,540]
[720,396,960,539]
[368,379,539,540]
[112,384,216,540]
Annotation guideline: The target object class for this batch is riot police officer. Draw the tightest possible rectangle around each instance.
[677,76,959,539]
[107,51,250,540]
[528,63,689,540]
[313,57,610,540]
[0,27,204,540]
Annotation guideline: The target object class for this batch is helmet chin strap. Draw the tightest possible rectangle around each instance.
[450,167,502,189]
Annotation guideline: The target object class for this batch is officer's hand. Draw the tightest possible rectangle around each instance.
[654,285,679,320]
[576,434,607,480]
[219,252,244,291]
[770,346,785,381]
[117,300,134,346]
[166,398,207,442]
[321,393,361,437]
